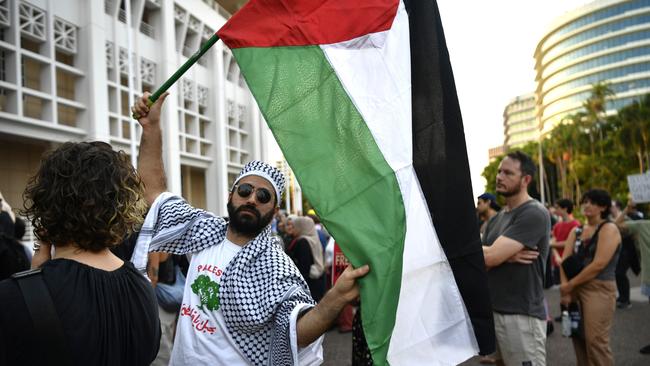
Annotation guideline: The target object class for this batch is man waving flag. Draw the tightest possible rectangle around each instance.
[218,0,495,364]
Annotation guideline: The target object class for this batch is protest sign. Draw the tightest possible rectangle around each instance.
[627,173,650,203]
[331,243,349,284]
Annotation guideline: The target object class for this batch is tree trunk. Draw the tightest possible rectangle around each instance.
[638,150,644,174]
[557,157,568,198]
[589,132,596,175]
[543,163,552,203]
[597,120,605,158]
[569,160,581,202]
[641,130,649,173]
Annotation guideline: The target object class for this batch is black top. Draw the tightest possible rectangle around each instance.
[0,258,160,366]
[286,238,325,301]
[482,200,551,320]
[286,238,314,281]
[0,212,29,281]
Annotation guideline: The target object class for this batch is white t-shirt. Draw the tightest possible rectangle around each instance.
[170,239,324,365]
[170,238,249,365]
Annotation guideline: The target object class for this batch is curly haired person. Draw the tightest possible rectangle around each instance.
[0,141,161,365]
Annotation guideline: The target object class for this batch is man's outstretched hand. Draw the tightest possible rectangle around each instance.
[329,264,370,305]
[296,264,369,347]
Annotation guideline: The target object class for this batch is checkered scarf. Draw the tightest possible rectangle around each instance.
[132,193,315,365]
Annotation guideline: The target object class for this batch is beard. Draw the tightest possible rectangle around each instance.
[227,201,275,236]
[496,184,521,198]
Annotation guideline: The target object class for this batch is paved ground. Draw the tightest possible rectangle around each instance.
[323,276,649,365]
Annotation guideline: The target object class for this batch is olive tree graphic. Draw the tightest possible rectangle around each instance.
[191,274,220,312]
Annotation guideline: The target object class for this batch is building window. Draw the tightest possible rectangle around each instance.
[140,9,155,38]
[182,78,194,101]
[140,57,155,87]
[57,103,77,127]
[0,50,5,81]
[174,5,187,24]
[54,18,77,55]
[227,100,235,119]
[238,104,247,127]
[56,69,77,100]
[227,59,237,82]
[106,41,114,69]
[19,2,46,42]
[118,0,127,23]
[21,56,46,92]
[197,85,208,108]
[0,0,10,28]
[188,16,201,33]
[23,94,48,120]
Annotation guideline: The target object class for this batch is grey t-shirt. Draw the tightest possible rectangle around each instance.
[482,199,550,320]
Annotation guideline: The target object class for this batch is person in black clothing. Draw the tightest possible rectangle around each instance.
[0,141,160,365]
[611,200,642,309]
[286,216,326,301]
[0,210,29,280]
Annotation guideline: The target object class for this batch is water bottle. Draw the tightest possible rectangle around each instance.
[569,303,581,337]
[561,310,571,337]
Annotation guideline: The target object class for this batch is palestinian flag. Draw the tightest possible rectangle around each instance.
[218,0,495,364]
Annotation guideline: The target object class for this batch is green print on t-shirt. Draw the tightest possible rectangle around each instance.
[191,274,220,312]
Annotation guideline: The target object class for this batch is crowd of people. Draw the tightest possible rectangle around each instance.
[478,151,650,366]
[0,92,648,366]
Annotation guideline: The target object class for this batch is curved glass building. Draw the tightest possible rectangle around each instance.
[535,0,650,133]
[504,93,537,148]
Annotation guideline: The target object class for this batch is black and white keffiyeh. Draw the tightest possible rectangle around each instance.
[132,193,315,366]
[233,160,286,207]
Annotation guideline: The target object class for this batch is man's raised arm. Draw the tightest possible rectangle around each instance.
[132,92,169,204]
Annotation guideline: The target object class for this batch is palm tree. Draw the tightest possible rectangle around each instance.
[582,82,614,158]
[617,95,650,173]
[546,115,585,201]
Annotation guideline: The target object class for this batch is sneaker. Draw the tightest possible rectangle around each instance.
[616,301,632,309]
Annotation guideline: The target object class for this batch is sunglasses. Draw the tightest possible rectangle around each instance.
[234,183,273,204]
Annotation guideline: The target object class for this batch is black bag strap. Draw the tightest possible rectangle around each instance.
[11,268,72,366]
[583,220,609,255]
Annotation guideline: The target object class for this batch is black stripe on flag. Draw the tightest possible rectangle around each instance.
[404,0,496,355]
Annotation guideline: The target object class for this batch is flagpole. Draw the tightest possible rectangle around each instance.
[132,33,221,118]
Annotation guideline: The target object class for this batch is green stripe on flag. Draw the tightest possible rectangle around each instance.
[233,45,406,365]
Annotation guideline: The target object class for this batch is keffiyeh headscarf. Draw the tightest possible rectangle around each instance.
[233,160,286,206]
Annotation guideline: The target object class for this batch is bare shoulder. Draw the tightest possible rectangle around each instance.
[599,222,622,244]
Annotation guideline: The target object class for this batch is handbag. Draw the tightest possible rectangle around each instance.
[561,221,608,279]
[561,254,584,280]
[155,265,186,313]
[561,227,585,279]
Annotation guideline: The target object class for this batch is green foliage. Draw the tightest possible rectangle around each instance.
[191,274,220,311]
[481,158,500,195]
[483,87,650,204]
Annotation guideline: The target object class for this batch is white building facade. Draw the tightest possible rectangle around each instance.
[0,0,271,217]
[535,0,650,134]
[503,92,537,148]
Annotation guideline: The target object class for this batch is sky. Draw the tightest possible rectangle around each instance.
[436,0,592,198]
